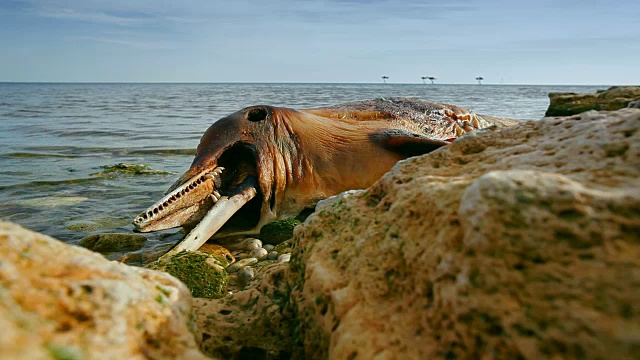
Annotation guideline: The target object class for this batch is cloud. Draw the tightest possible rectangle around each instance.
[37,7,149,26]
[16,0,474,27]
[74,36,173,49]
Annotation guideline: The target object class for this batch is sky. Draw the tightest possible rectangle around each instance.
[0,0,638,84]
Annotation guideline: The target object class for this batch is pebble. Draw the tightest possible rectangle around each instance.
[267,251,279,260]
[238,266,255,288]
[235,252,251,260]
[244,238,262,251]
[224,238,258,251]
[263,244,275,251]
[226,257,258,273]
[278,253,291,263]
[249,248,268,260]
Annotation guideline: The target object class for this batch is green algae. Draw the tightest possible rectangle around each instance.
[47,344,85,360]
[259,218,301,244]
[272,239,294,254]
[90,163,171,177]
[148,251,228,299]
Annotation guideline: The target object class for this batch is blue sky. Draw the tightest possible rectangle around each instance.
[0,0,638,84]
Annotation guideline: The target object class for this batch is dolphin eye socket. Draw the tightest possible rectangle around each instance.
[246,108,268,122]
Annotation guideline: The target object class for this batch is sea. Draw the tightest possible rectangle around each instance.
[0,83,606,256]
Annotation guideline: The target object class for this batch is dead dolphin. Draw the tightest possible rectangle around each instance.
[133,97,516,254]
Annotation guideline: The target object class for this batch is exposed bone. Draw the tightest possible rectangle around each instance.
[158,185,257,262]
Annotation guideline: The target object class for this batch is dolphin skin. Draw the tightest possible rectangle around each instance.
[133,97,516,251]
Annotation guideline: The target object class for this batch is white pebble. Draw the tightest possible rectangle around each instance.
[224,238,260,251]
[267,251,279,260]
[249,247,268,260]
[226,258,258,272]
[278,253,291,263]
[244,238,262,251]
[236,252,251,260]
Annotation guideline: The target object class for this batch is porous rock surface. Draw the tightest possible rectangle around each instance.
[193,262,293,359]
[290,109,640,359]
[0,221,208,360]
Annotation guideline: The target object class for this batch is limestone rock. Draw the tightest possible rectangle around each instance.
[546,86,640,116]
[0,221,208,359]
[290,109,640,359]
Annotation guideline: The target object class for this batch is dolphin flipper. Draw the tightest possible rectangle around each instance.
[370,129,450,157]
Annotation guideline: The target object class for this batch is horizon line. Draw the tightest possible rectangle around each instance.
[0,81,622,87]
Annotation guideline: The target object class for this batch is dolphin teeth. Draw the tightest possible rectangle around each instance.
[134,165,227,231]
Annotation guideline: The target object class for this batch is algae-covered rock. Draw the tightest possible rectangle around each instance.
[65,217,131,232]
[545,92,599,116]
[79,233,147,252]
[90,163,171,177]
[272,239,294,254]
[149,251,229,299]
[259,218,301,244]
[546,86,640,116]
[65,220,101,232]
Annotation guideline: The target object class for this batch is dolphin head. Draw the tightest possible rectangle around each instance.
[133,105,299,237]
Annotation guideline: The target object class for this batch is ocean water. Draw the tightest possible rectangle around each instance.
[0,83,605,256]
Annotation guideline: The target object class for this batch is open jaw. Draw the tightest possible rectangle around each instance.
[132,144,266,255]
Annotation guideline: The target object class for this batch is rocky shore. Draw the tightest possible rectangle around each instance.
[1,108,639,359]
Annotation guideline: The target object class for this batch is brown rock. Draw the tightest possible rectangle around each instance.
[0,221,208,359]
[290,109,640,359]
[199,243,235,264]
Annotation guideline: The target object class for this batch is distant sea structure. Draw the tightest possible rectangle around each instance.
[381,76,389,84]
[475,76,484,85]
[421,76,436,84]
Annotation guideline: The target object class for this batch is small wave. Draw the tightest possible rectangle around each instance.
[57,114,100,119]
[16,109,50,114]
[155,114,201,119]
[49,130,131,138]
[128,148,196,155]
[3,111,51,118]
[0,177,102,191]
[12,196,90,208]
[20,146,148,156]
[3,152,79,159]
